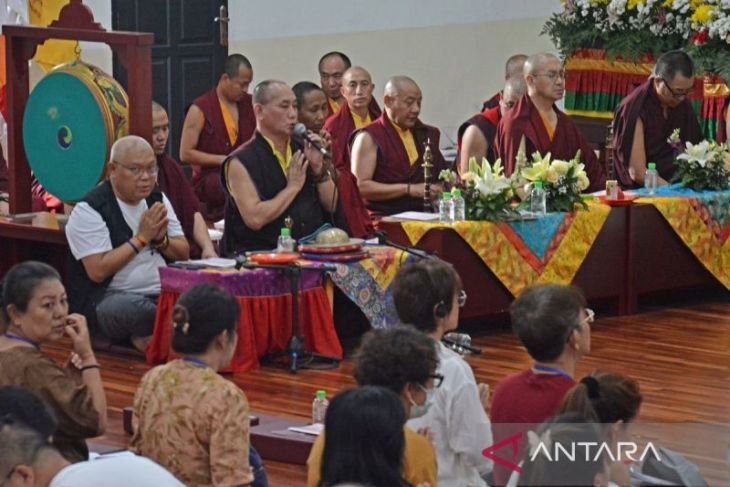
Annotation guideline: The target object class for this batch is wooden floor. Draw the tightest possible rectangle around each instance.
[45,298,730,486]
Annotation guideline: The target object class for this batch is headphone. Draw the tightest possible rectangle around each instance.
[422,265,451,320]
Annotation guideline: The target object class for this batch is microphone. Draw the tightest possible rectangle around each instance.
[293,123,331,159]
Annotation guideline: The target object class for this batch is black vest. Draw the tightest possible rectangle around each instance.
[66,180,162,331]
[220,132,325,255]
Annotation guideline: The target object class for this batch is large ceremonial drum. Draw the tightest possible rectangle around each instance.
[23,61,129,201]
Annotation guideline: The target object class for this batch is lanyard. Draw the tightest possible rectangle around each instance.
[182,357,210,368]
[532,364,572,380]
[3,333,39,348]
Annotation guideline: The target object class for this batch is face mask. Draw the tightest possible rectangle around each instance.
[409,384,435,419]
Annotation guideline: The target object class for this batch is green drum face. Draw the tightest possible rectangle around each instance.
[23,62,128,202]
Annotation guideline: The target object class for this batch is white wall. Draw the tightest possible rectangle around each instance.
[81,0,560,140]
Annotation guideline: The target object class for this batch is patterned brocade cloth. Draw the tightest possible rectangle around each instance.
[636,184,730,289]
[130,359,254,487]
[399,201,611,296]
[305,246,414,329]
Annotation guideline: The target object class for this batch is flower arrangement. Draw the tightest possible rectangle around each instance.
[673,138,730,191]
[520,151,590,212]
[439,158,517,221]
[543,0,730,81]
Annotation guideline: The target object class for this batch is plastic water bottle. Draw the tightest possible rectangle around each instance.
[312,390,329,424]
[530,181,547,216]
[645,162,658,195]
[439,192,454,224]
[451,189,466,221]
[276,228,295,252]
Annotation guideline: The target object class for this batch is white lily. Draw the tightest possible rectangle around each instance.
[677,140,713,167]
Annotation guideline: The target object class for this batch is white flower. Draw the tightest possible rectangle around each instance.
[677,140,713,167]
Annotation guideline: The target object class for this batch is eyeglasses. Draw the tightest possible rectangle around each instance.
[112,160,159,177]
[457,290,467,308]
[429,373,444,388]
[581,308,595,326]
[661,77,693,99]
[535,70,566,82]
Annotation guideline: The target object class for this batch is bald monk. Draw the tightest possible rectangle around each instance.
[457,75,526,172]
[483,54,528,110]
[322,66,381,237]
[180,54,256,222]
[324,66,382,171]
[350,76,449,218]
[152,102,217,259]
[319,51,352,117]
[221,80,337,253]
[496,53,605,191]
[612,50,702,188]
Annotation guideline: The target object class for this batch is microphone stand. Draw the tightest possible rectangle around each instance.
[374,231,437,261]
[235,257,340,373]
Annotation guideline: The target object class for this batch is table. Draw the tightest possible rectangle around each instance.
[147,266,342,373]
[379,191,729,319]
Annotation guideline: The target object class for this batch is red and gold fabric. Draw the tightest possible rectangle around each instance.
[398,201,611,296]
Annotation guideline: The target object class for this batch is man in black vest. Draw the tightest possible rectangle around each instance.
[65,136,189,352]
[221,79,337,254]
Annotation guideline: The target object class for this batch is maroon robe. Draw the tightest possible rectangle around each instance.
[612,79,702,188]
[156,153,203,258]
[496,94,606,192]
[191,88,256,221]
[322,102,381,238]
[30,178,63,212]
[456,105,501,164]
[354,111,449,217]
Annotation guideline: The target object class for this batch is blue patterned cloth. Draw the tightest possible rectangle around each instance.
[505,213,566,260]
[636,184,730,228]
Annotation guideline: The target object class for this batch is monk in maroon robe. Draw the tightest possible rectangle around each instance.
[612,51,702,188]
[351,76,449,218]
[318,51,351,118]
[481,54,527,111]
[321,67,381,237]
[180,54,256,222]
[457,75,526,172]
[0,147,8,193]
[153,103,217,259]
[496,53,605,192]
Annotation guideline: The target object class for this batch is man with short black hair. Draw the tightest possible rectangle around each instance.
[490,283,592,486]
[221,80,337,253]
[318,51,351,117]
[180,54,256,221]
[612,50,702,188]
[482,53,528,110]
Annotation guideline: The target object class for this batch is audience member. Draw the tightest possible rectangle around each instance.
[318,387,412,487]
[490,284,592,486]
[131,284,266,487]
[0,261,107,462]
[495,52,605,190]
[394,259,494,486]
[152,101,217,259]
[612,50,702,188]
[0,385,58,441]
[559,371,643,486]
[180,54,256,221]
[457,75,526,171]
[516,414,609,487]
[307,327,439,487]
[0,419,183,487]
[351,76,449,217]
[65,136,189,351]
[221,80,337,253]
[318,51,352,117]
